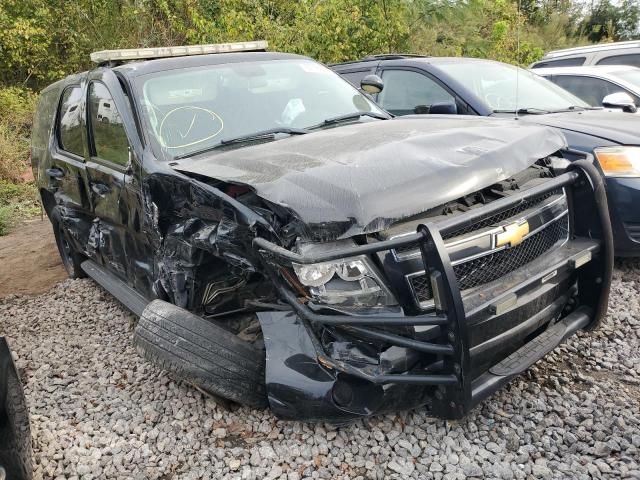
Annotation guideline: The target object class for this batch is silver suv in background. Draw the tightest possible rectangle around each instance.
[532,65,640,112]
[530,40,640,69]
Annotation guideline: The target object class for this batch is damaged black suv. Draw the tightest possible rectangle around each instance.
[32,42,613,422]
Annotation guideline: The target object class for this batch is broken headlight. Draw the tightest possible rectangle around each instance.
[292,241,396,308]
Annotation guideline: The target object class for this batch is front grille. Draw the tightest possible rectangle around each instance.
[408,274,433,304]
[454,215,568,291]
[410,214,569,305]
[393,189,560,259]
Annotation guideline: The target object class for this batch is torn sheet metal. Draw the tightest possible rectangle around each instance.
[174,116,567,239]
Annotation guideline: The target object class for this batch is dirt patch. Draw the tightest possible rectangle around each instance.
[0,218,67,297]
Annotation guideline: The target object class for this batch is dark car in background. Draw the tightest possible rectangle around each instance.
[332,55,640,256]
[31,42,612,422]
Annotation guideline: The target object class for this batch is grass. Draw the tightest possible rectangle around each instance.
[0,86,40,235]
[0,181,40,236]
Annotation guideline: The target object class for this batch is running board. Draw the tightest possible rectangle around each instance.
[471,307,592,405]
[81,260,149,316]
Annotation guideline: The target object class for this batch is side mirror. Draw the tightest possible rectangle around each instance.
[602,92,638,113]
[360,74,384,95]
[428,102,458,115]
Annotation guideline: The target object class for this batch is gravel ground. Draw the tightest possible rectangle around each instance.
[1,261,639,480]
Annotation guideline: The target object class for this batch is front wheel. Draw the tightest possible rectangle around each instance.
[134,300,268,409]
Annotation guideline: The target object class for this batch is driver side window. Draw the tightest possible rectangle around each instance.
[88,82,130,166]
[378,69,455,116]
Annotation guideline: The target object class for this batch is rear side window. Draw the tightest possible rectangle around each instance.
[597,54,640,67]
[58,86,85,156]
[88,82,130,166]
[551,75,619,106]
[531,57,586,68]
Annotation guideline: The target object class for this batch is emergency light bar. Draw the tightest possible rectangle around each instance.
[90,40,268,64]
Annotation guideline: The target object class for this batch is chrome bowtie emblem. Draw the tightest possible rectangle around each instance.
[495,220,530,248]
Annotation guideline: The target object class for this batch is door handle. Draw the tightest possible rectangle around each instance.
[91,182,111,196]
[45,168,65,179]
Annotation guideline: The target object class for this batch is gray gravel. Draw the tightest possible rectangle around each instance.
[1,261,640,480]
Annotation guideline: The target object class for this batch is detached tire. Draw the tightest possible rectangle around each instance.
[134,300,268,409]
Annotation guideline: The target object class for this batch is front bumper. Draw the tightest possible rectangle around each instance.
[254,161,613,421]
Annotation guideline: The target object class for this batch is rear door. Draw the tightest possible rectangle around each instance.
[84,70,150,292]
[47,82,94,247]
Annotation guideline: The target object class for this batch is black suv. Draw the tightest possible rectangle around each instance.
[32,43,612,421]
[332,55,640,256]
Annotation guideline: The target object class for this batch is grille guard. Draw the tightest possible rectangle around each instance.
[253,159,613,419]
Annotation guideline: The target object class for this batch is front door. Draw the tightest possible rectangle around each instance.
[84,71,151,295]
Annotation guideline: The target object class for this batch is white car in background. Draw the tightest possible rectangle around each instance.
[532,65,640,113]
[530,40,640,68]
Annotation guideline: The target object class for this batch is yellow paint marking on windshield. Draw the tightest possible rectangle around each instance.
[159,106,224,149]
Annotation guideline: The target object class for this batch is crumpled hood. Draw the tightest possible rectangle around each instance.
[520,109,640,145]
[175,116,567,238]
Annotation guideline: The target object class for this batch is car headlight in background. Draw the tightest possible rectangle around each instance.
[594,146,640,177]
[292,241,397,308]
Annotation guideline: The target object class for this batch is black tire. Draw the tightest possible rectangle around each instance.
[0,340,33,480]
[50,208,86,279]
[134,300,268,409]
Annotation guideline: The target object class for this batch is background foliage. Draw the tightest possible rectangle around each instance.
[0,0,638,233]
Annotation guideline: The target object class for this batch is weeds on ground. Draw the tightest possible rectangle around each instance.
[0,87,35,181]
[0,86,39,235]
[0,181,40,235]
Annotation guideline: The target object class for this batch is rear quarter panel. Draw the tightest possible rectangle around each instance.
[31,87,61,191]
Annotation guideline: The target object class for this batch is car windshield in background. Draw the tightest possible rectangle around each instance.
[437,61,591,113]
[615,69,640,89]
[136,59,384,160]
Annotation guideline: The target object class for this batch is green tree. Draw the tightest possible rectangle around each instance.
[580,0,640,42]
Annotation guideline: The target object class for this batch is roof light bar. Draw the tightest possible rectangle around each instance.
[90,40,268,64]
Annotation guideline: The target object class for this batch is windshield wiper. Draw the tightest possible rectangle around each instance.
[549,105,600,113]
[174,127,308,160]
[309,111,390,129]
[492,107,551,115]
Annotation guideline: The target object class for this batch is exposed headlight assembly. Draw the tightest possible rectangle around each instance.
[292,241,397,308]
[594,146,640,177]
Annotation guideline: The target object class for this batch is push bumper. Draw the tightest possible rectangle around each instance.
[254,161,613,421]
